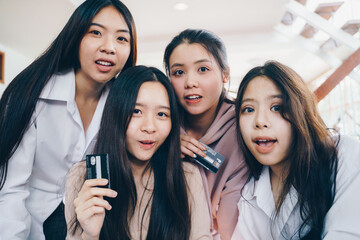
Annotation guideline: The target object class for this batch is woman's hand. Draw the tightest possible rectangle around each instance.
[180,134,207,159]
[73,179,117,240]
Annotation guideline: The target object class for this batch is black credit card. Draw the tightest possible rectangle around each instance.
[86,154,110,188]
[193,143,225,174]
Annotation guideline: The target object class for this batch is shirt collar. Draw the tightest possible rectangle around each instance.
[39,69,75,102]
[253,166,277,218]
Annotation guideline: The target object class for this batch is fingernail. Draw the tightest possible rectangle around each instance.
[193,154,197,158]
[112,191,118,197]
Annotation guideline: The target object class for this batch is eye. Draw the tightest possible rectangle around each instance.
[199,66,209,73]
[241,107,254,113]
[271,105,281,112]
[172,69,184,76]
[157,112,169,118]
[117,36,128,42]
[89,30,101,36]
[133,109,141,115]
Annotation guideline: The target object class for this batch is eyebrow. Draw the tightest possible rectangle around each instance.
[90,23,130,34]
[136,103,170,110]
[170,58,212,70]
[241,94,283,104]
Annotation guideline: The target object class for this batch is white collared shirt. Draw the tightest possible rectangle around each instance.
[0,70,110,240]
[232,135,360,240]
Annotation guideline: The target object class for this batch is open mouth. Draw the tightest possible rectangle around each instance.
[139,140,155,145]
[95,60,114,66]
[253,138,277,146]
[185,95,202,101]
[185,95,202,100]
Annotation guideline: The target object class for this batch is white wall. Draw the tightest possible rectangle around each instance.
[0,43,32,96]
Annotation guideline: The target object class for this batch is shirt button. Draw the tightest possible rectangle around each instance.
[76,146,81,151]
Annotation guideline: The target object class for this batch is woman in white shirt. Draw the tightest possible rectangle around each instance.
[0,0,137,239]
[232,61,360,239]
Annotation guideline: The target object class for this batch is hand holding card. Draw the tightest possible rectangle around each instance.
[86,154,111,188]
[193,143,225,174]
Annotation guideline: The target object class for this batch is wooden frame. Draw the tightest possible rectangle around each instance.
[0,51,4,84]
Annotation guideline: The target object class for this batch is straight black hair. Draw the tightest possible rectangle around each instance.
[0,0,137,189]
[70,65,191,240]
[235,61,339,239]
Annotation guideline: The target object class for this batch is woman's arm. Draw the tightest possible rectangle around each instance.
[183,162,212,240]
[0,122,36,239]
[65,161,117,240]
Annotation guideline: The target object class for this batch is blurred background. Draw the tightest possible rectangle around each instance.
[0,0,359,138]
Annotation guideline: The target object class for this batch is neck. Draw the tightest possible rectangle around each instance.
[130,157,150,180]
[75,71,106,102]
[269,163,288,207]
[184,104,218,140]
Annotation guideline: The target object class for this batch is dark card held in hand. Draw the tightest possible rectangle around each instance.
[86,154,111,188]
[193,143,225,174]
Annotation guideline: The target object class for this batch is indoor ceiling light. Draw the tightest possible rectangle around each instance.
[174,2,188,11]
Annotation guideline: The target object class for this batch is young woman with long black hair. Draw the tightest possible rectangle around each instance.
[0,0,137,239]
[163,29,249,240]
[65,66,211,240]
[232,61,360,239]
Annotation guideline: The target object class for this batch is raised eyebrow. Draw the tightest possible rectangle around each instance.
[170,63,184,70]
[135,103,170,110]
[158,106,171,111]
[170,59,212,69]
[89,23,130,34]
[241,98,255,104]
[194,59,212,65]
[268,94,283,101]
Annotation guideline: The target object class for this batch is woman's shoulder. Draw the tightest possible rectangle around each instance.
[182,161,201,179]
[181,162,204,191]
[336,135,360,170]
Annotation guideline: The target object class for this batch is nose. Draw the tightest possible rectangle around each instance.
[254,110,270,129]
[184,72,199,89]
[141,115,156,134]
[100,36,115,55]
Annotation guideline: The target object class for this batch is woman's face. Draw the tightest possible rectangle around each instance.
[126,82,172,166]
[76,6,131,87]
[168,43,227,117]
[238,76,292,175]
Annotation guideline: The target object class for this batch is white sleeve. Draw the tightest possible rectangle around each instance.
[0,121,37,239]
[322,136,360,240]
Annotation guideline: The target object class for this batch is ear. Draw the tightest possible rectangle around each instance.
[222,67,230,83]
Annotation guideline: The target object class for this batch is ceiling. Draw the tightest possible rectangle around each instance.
[0,0,345,92]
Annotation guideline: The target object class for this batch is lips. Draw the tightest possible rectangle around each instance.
[95,59,115,72]
[184,94,202,104]
[138,140,155,150]
[253,137,277,154]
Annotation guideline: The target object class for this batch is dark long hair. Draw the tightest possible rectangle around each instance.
[0,0,137,189]
[235,61,339,239]
[163,28,233,114]
[71,66,190,240]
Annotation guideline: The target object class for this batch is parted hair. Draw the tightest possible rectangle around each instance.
[235,61,339,239]
[70,66,191,240]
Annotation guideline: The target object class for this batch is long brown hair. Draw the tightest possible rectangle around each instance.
[235,61,339,239]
